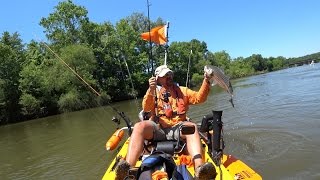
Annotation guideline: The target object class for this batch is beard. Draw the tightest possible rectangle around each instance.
[165,78,174,87]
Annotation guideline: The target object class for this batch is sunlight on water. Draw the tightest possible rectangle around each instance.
[0,63,320,179]
[190,63,320,179]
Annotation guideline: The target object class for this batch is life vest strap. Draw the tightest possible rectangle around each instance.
[157,111,186,117]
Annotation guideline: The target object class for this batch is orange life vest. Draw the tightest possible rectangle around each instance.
[156,84,187,127]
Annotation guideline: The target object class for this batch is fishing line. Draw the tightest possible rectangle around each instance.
[40,41,132,132]
[32,36,118,167]
[33,35,107,119]
[42,43,101,96]
[31,39,122,172]
[118,49,140,113]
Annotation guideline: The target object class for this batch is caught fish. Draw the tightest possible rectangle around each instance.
[204,65,234,107]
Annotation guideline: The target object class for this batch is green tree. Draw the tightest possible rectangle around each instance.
[167,41,190,84]
[40,0,89,47]
[272,56,286,70]
[266,57,274,72]
[57,44,98,112]
[0,78,5,122]
[19,41,58,118]
[247,54,267,72]
[229,57,255,78]
[213,51,231,73]
[0,32,25,124]
[168,39,208,86]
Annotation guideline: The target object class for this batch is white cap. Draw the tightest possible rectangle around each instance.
[155,65,172,78]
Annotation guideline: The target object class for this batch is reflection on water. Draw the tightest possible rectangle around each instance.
[0,63,320,179]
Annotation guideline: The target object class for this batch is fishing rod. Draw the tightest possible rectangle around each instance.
[147,0,153,73]
[122,56,139,107]
[185,49,193,87]
[146,0,160,120]
[164,21,169,66]
[42,42,133,135]
[117,47,140,113]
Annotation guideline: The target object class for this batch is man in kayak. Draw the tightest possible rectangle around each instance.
[116,65,216,180]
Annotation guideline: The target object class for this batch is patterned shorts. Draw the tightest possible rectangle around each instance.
[150,121,184,141]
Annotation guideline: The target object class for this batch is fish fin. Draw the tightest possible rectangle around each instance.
[229,96,235,108]
[209,79,217,86]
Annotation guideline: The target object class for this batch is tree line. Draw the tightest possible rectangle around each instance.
[0,0,318,125]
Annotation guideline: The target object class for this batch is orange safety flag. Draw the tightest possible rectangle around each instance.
[141,25,167,45]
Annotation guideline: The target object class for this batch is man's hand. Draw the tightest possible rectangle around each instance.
[204,72,212,83]
[149,77,157,91]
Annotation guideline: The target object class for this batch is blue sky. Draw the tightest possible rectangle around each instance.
[1,0,319,59]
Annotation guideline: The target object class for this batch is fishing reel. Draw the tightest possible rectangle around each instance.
[112,116,121,126]
[110,111,133,136]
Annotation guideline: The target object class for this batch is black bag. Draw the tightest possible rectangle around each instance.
[137,152,176,179]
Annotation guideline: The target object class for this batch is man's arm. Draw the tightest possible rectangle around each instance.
[142,77,157,113]
[142,88,155,112]
[185,77,211,104]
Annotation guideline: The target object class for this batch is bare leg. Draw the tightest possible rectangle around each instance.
[181,121,203,168]
[125,121,155,166]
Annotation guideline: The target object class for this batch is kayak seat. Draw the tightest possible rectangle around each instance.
[154,140,177,155]
[144,139,185,156]
[138,111,194,156]
[145,124,194,156]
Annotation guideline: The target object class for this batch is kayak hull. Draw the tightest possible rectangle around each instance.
[102,138,262,180]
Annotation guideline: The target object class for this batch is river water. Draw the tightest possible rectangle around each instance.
[1,64,319,180]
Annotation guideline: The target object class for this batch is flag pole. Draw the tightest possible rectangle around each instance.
[164,21,169,66]
[147,0,153,73]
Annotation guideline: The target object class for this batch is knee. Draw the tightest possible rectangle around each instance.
[133,121,144,130]
[132,121,154,139]
[133,121,152,133]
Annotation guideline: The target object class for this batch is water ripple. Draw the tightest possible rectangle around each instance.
[224,127,311,162]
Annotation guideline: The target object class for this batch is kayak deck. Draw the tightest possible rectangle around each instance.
[102,138,262,180]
